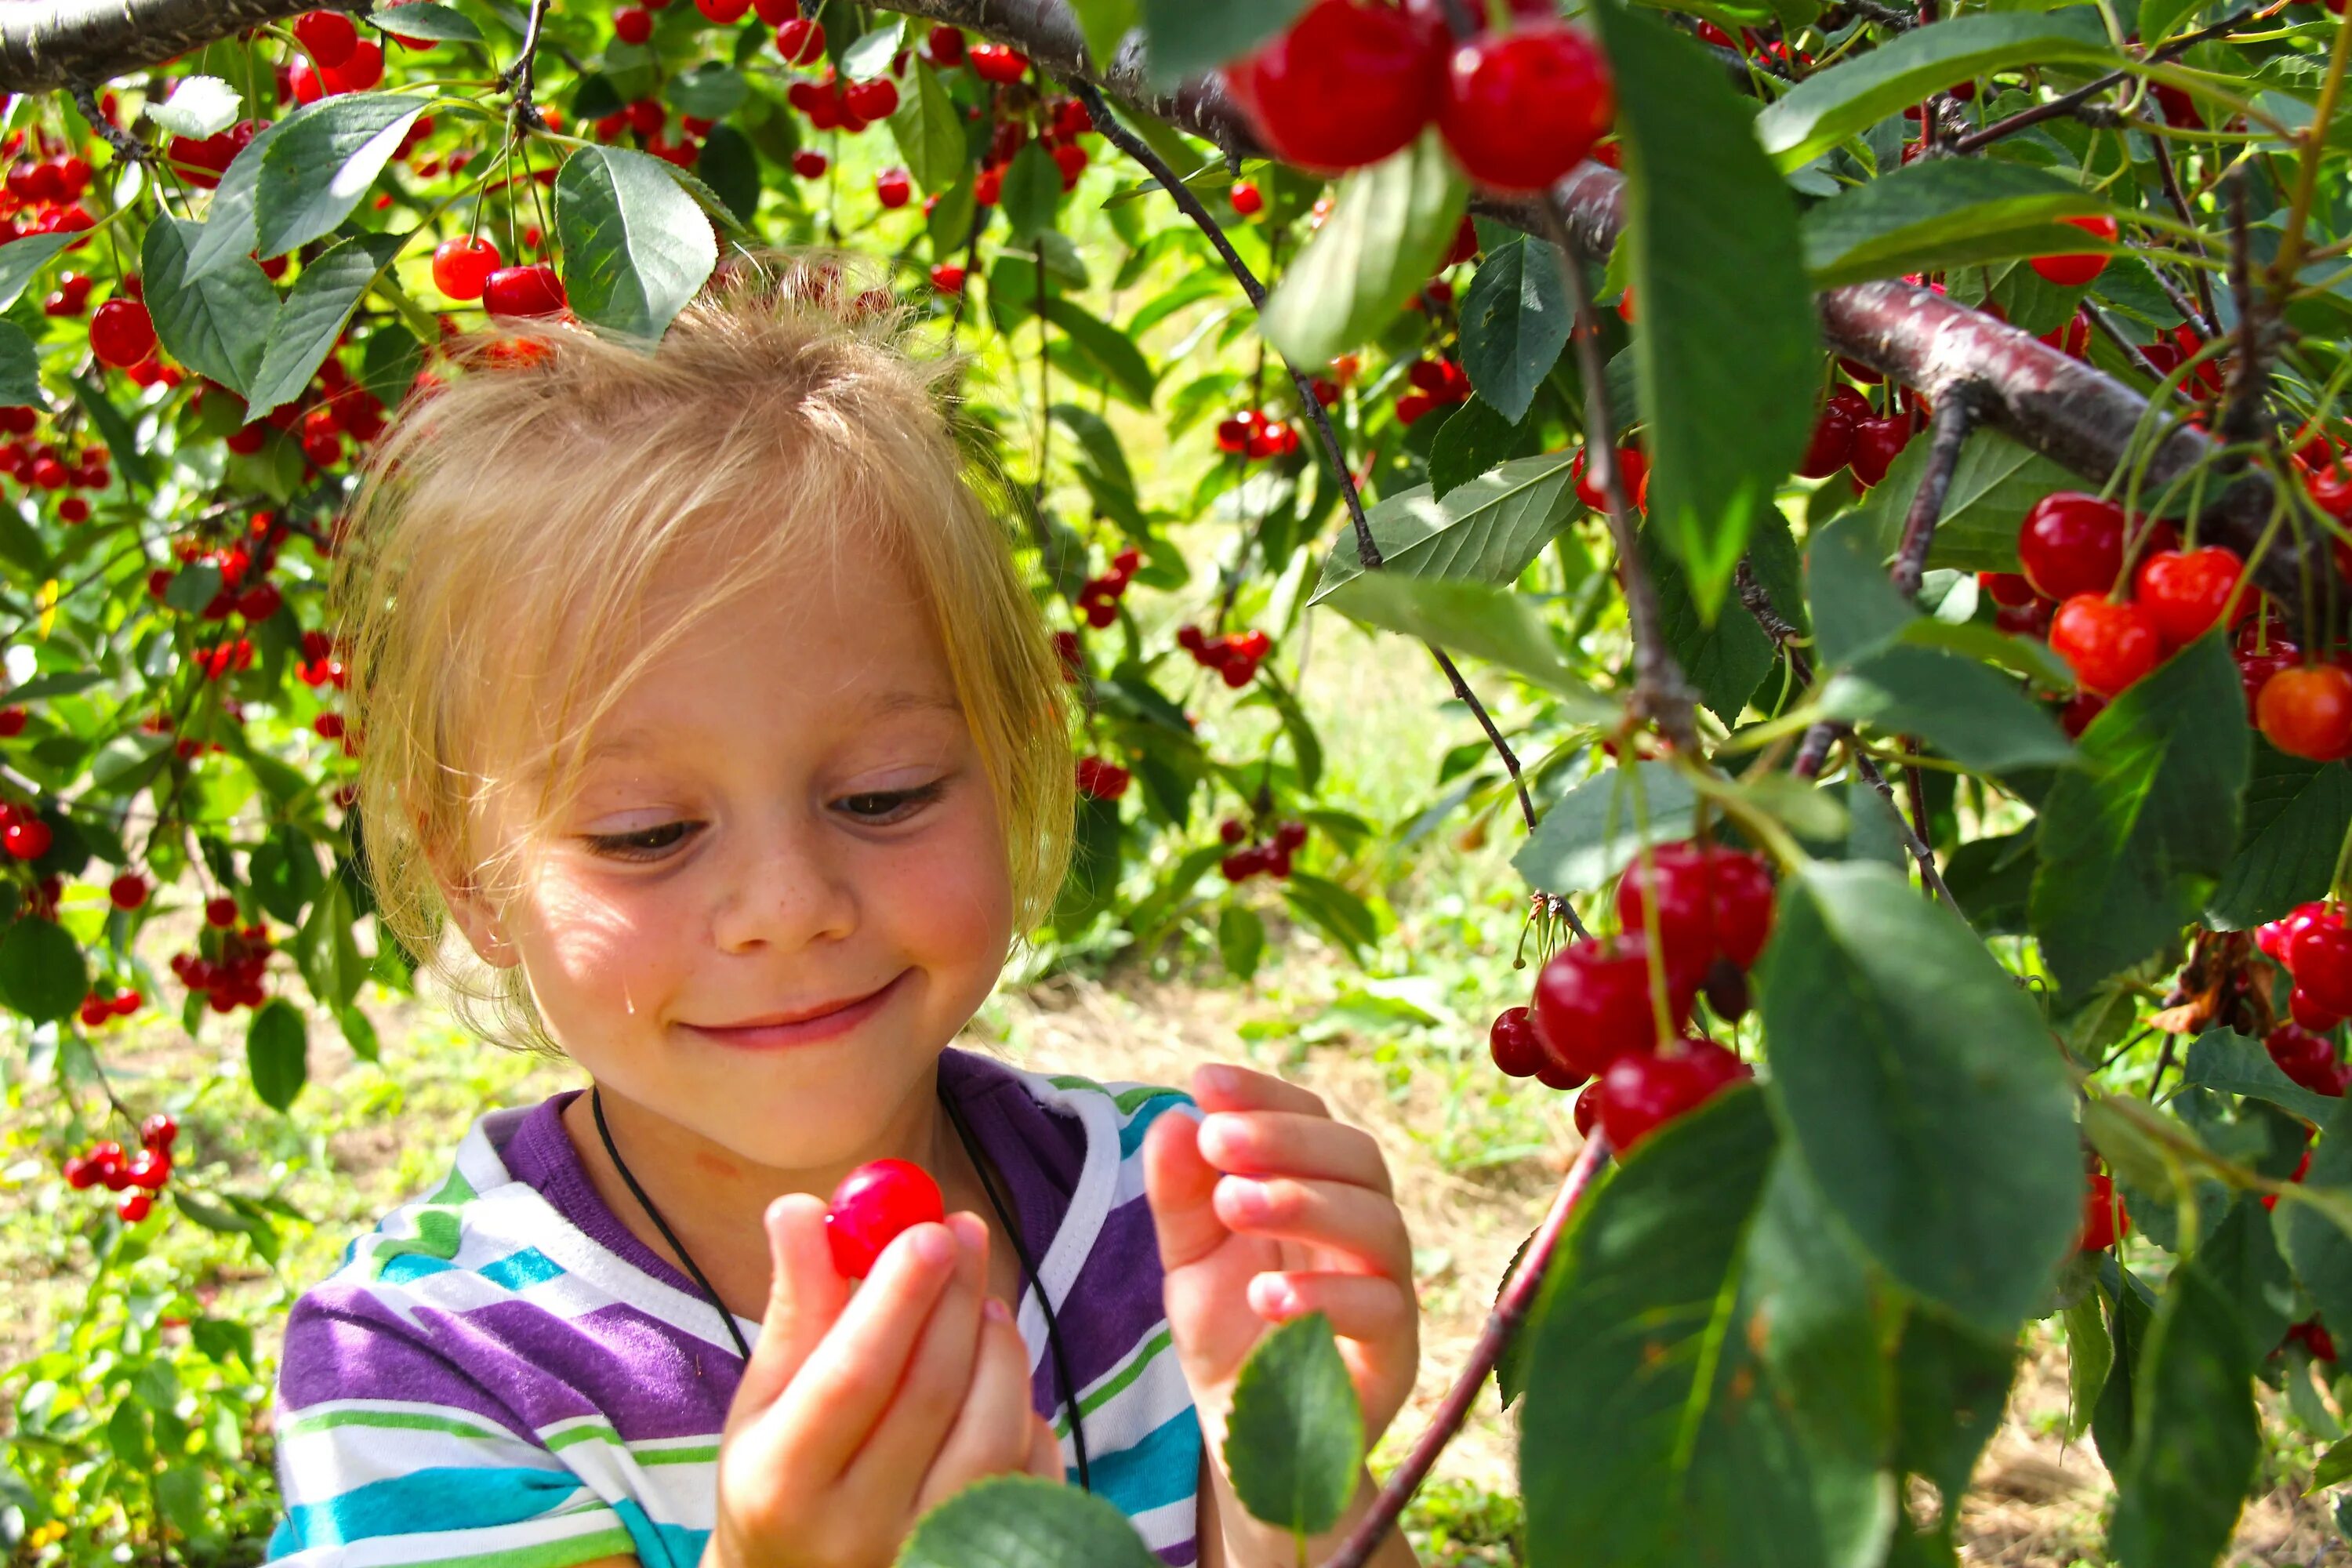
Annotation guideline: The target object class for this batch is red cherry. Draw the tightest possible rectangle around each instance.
[1595,1039,1750,1152]
[118,1191,153,1223]
[1978,571,2038,608]
[775,16,824,62]
[2016,492,2128,601]
[205,895,239,927]
[1230,180,1264,217]
[846,78,898,122]
[322,38,384,92]
[1436,22,1613,193]
[1570,444,1646,511]
[109,873,147,910]
[1490,1006,1544,1078]
[613,5,653,42]
[2261,900,2332,963]
[1796,396,1857,479]
[89,299,156,368]
[2030,214,2119,288]
[1223,0,1447,173]
[1572,1081,1599,1137]
[2059,693,2107,739]
[142,1113,177,1150]
[2132,546,2245,650]
[431,236,502,302]
[876,167,913,209]
[2292,986,2347,1033]
[1847,416,1913,488]
[695,0,753,20]
[1218,818,1248,846]
[127,1149,171,1190]
[2049,594,2162,697]
[294,9,358,67]
[2258,664,2352,762]
[967,42,1029,83]
[2267,1146,2314,1212]
[2267,1024,2347,1096]
[927,24,966,64]
[2078,1171,2129,1252]
[2309,463,2352,524]
[2,816,50,860]
[825,1158,946,1278]
[1530,934,1695,1080]
[792,149,829,179]
[2290,913,2352,1018]
[1220,847,1266,882]
[481,263,567,320]
[64,1155,98,1189]
[1273,819,1308,852]
[929,263,965,294]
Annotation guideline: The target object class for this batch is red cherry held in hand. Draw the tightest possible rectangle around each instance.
[1595,1038,1750,1152]
[2049,594,2161,697]
[482,263,567,320]
[2257,664,2352,763]
[2133,546,2245,648]
[431,236,502,302]
[1223,0,1447,174]
[2078,1171,2129,1252]
[1436,22,1614,194]
[1489,1005,1545,1079]
[826,1158,946,1278]
[2029,214,2119,288]
[2016,492,2127,601]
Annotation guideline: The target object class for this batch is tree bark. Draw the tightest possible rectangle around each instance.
[2,0,2324,615]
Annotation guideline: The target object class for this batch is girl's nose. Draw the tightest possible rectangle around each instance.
[707,812,858,953]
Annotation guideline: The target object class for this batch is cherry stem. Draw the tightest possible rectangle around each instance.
[1893,391,1975,601]
[1321,1131,1612,1568]
[2082,300,2181,393]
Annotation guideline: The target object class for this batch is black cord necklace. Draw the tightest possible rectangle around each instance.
[587,1081,1091,1492]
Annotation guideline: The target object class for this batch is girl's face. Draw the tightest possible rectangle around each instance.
[449,551,1018,1172]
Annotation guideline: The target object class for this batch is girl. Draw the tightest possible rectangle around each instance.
[267,255,1421,1568]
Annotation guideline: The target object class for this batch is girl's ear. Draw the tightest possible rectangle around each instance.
[419,822,522,970]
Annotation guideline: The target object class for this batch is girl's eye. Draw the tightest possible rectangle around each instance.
[583,822,696,861]
[838,781,946,824]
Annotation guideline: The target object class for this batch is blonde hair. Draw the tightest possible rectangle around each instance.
[327,250,1076,1058]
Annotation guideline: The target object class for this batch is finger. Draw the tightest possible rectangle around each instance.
[1025,1412,1065,1482]
[843,1212,990,1504]
[1142,1106,1229,1272]
[732,1193,851,1416]
[1195,1111,1393,1196]
[1247,1271,1417,1346]
[763,1220,960,1475]
[913,1298,1044,1514]
[1192,1062,1330,1119]
[1212,1175,1412,1280]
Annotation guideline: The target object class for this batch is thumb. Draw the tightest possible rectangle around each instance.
[1142,1107,1229,1272]
[731,1192,849,1417]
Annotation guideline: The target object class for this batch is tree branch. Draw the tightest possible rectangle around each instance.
[1948,9,2259,155]
[1893,391,1974,599]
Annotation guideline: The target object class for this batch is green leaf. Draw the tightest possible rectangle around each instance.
[665,62,747,120]
[1262,129,1467,368]
[2201,1196,2294,1367]
[1055,793,1122,929]
[1042,299,1156,408]
[1512,760,1700,898]
[1134,0,1308,88]
[1522,1087,1869,1566]
[2107,1259,2259,1568]
[71,374,153,492]
[1643,521,1777,720]
[0,916,85,1022]
[1217,902,1265,980]
[840,19,903,80]
[1803,162,2113,287]
[245,997,310,1112]
[294,877,365,1010]
[1280,870,1379,960]
[142,216,276,396]
[1068,0,1140,67]
[255,93,429,258]
[1458,238,1572,425]
[1428,398,1537,500]
[888,62,967,194]
[2092,1269,2158,1475]
[146,74,243,139]
[695,125,761,226]
[897,1475,1160,1568]
[2284,1097,2352,1359]
[1806,513,1915,670]
[1223,1312,1364,1536]
[1758,860,2082,1334]
[1317,572,1617,723]
[0,231,74,311]
[368,2,482,41]
[1312,450,1579,603]
[2063,1295,2111,1439]
[555,146,719,342]
[1855,430,2084,574]
[2206,739,2352,930]
[1818,644,2077,774]
[1755,10,2120,170]
[1002,143,1064,244]
[245,232,404,420]
[1593,1,1819,619]
[2178,1029,2347,1125]
[1891,1306,2016,1504]
[0,322,39,405]
[181,117,292,280]
[2029,635,2249,997]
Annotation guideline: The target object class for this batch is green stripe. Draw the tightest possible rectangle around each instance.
[283,1408,507,1443]
[542,1423,622,1454]
[543,1424,720,1468]
[1045,1073,1186,1115]
[636,1444,720,1466]
[1051,1325,1176,1436]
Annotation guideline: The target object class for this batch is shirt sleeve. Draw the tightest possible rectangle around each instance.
[265,1287,658,1568]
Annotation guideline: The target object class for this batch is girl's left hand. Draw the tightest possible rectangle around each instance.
[1142,1063,1420,1452]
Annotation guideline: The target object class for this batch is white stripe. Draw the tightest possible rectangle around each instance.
[269,1501,626,1568]
[277,1424,554,1508]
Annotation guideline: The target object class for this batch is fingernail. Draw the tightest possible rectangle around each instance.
[983,1296,1013,1323]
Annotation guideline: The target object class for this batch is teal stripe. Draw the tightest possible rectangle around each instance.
[379,1252,457,1284]
[609,1500,709,1568]
[282,1466,583,1548]
[1117,1093,1193,1159]
[479,1247,565,1290]
[1080,1405,1203,1517]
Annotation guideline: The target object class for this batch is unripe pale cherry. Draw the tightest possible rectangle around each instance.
[826,1158,946,1278]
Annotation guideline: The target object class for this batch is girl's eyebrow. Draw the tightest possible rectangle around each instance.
[581,690,962,764]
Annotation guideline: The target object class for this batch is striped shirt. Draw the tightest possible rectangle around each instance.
[265,1048,1205,1567]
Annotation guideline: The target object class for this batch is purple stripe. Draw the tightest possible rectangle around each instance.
[278,1288,557,1443]
[454,1299,739,1440]
[1157,1541,1200,1566]
[1053,1198,1177,1395]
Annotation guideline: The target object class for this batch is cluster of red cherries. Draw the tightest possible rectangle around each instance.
[1394,358,1474,428]
[429,234,569,325]
[1489,840,1773,1151]
[1175,625,1274,689]
[0,804,53,862]
[171,920,275,1015]
[1074,546,1143,630]
[0,127,99,250]
[1214,409,1301,461]
[1074,756,1131,801]
[1223,0,1613,195]
[76,986,143,1029]
[61,1114,178,1224]
[1220,817,1308,883]
[2257,902,2352,1043]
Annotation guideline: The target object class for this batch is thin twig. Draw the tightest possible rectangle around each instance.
[1533,198,1698,753]
[2147,134,2221,330]
[1893,393,1974,599]
[70,82,143,165]
[1951,9,2258,154]
[2130,235,2220,340]
[2082,301,2180,390]
[1428,645,1538,832]
[502,0,554,132]
[1323,1132,1612,1568]
[2219,173,2270,450]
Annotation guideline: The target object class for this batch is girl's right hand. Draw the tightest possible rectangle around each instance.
[701,1195,1062,1568]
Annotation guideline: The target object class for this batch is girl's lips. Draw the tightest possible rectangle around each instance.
[681,971,906,1050]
